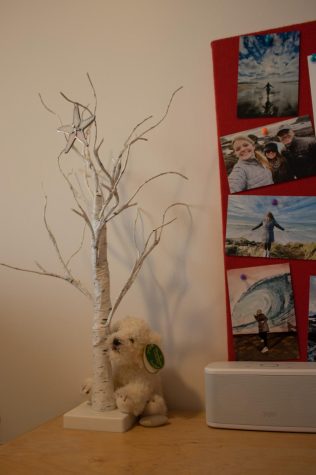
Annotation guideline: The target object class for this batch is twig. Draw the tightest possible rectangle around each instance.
[133,208,144,258]
[106,201,187,326]
[114,87,183,187]
[38,93,63,125]
[93,143,113,185]
[57,155,95,238]
[106,171,188,222]
[0,262,92,299]
[123,115,153,149]
[43,195,70,277]
[34,261,47,272]
[59,91,94,118]
[136,87,183,141]
[87,73,97,116]
[67,223,87,267]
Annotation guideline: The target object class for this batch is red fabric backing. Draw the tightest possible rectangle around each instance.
[211,20,316,360]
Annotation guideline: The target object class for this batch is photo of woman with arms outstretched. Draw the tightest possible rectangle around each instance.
[252,212,285,257]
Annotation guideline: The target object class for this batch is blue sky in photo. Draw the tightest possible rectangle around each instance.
[238,31,300,83]
[309,276,316,315]
[226,195,316,244]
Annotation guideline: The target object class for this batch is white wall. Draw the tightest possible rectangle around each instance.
[0,0,315,442]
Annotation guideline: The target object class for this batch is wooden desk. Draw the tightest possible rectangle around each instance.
[1,412,316,474]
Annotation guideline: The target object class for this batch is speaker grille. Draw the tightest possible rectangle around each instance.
[205,374,316,429]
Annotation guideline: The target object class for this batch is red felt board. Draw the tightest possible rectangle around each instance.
[211,20,316,360]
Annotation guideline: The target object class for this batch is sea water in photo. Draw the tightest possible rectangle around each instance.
[225,195,316,260]
[231,271,295,334]
[237,80,298,117]
[227,263,299,361]
[237,31,300,118]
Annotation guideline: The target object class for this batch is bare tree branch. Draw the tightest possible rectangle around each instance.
[106,171,188,223]
[87,72,97,116]
[106,201,188,326]
[59,91,94,118]
[113,87,183,188]
[42,196,92,298]
[57,155,95,238]
[93,143,113,186]
[123,115,153,150]
[0,262,92,299]
[43,195,70,277]
[136,87,183,141]
[38,93,63,125]
[34,260,47,272]
[106,217,175,327]
[67,223,87,267]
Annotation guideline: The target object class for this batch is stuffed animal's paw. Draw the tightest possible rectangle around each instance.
[115,387,147,416]
[142,394,167,416]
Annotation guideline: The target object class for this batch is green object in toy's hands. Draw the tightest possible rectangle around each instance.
[143,344,164,373]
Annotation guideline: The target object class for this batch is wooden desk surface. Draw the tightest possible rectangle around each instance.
[1,412,316,475]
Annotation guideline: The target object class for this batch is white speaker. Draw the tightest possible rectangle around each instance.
[205,361,316,432]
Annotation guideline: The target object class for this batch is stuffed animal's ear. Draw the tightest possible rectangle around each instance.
[110,315,138,333]
[148,330,162,346]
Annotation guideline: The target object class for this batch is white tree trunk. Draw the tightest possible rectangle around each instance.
[91,192,116,411]
[0,85,186,413]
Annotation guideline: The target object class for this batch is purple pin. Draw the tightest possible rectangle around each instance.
[271,198,278,206]
[240,274,247,281]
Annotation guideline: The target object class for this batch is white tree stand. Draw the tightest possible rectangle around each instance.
[63,402,136,432]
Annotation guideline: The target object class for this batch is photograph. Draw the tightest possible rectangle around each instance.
[308,54,316,127]
[227,263,299,361]
[237,31,300,118]
[225,195,316,260]
[220,115,316,193]
[308,276,316,362]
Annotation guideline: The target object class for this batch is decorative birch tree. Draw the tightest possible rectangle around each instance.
[0,75,187,413]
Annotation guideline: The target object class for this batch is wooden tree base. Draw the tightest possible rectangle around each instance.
[63,401,136,432]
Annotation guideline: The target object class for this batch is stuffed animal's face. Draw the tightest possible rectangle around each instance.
[107,316,160,368]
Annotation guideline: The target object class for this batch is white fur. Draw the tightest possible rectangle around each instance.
[108,317,167,423]
[82,317,168,426]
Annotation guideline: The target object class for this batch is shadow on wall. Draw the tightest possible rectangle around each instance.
[162,368,202,411]
[138,205,193,339]
[108,180,196,410]
[109,195,193,338]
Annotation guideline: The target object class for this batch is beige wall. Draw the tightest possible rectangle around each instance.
[0,0,315,442]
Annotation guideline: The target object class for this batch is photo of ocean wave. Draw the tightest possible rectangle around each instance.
[227,263,299,361]
[231,272,295,334]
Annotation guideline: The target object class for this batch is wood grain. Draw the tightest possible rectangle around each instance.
[1,412,316,474]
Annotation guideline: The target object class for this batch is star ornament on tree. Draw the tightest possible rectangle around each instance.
[57,103,95,153]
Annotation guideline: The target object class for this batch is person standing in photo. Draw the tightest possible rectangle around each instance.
[228,135,273,193]
[276,124,316,178]
[252,212,285,257]
[254,309,269,354]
